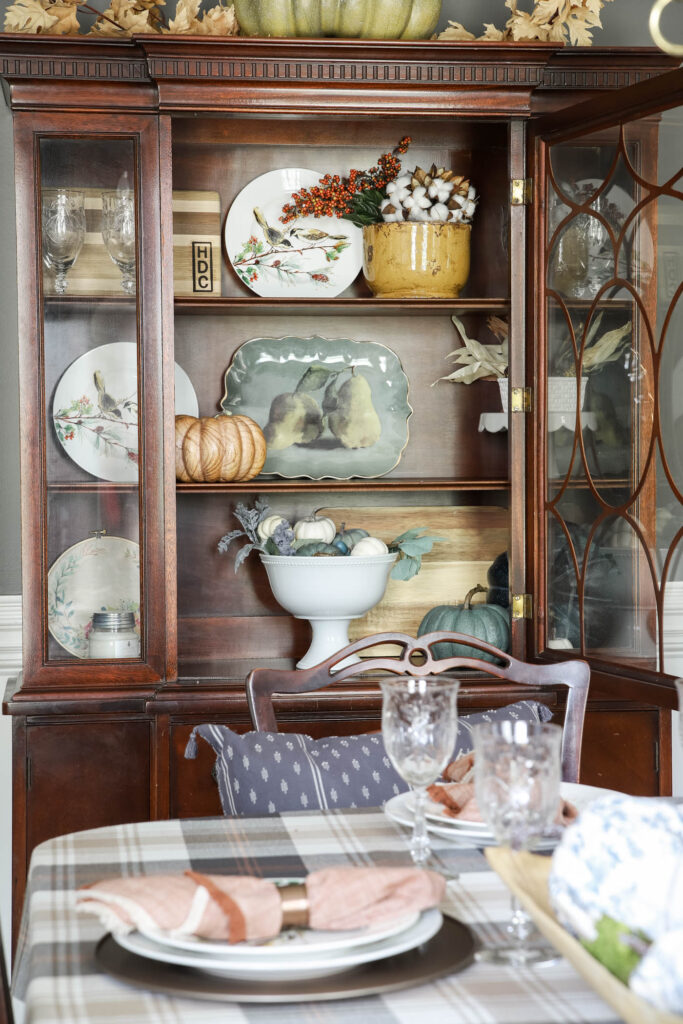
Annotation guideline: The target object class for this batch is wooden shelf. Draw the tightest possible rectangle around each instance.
[176,477,511,494]
[173,297,511,316]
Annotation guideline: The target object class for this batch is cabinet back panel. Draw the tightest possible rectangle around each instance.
[174,314,509,481]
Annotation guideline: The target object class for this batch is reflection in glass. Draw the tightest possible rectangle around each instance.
[42,188,86,294]
[101,190,136,294]
[550,220,589,297]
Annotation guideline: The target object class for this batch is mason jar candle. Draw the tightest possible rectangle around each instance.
[88,611,140,659]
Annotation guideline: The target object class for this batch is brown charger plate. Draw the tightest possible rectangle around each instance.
[96,917,475,1004]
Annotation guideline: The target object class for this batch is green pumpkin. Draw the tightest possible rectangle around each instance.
[333,525,369,553]
[234,0,441,40]
[294,541,342,557]
[417,584,510,663]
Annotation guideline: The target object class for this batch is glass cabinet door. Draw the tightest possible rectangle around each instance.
[539,78,683,674]
[15,115,166,685]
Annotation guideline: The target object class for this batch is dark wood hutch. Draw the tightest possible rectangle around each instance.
[1,33,682,951]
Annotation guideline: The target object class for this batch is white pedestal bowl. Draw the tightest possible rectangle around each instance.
[260,552,397,669]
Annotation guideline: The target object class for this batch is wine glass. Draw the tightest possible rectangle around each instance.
[41,188,86,295]
[473,720,562,965]
[380,675,459,867]
[101,190,136,295]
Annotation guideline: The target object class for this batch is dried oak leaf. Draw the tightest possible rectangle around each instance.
[46,2,82,33]
[4,0,58,33]
[481,22,506,40]
[194,1,237,34]
[91,0,157,34]
[166,0,200,32]
[436,19,476,41]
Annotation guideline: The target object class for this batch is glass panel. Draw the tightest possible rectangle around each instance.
[40,137,142,663]
[543,104,683,666]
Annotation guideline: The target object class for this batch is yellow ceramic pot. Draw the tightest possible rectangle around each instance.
[362,221,471,299]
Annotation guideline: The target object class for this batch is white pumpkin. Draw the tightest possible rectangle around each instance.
[257,514,289,542]
[293,515,336,544]
[350,536,389,557]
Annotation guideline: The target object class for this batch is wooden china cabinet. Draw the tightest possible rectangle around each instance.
[1,33,682,949]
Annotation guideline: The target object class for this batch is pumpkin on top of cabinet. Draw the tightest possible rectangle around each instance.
[417,584,510,663]
[233,0,441,40]
[175,414,267,483]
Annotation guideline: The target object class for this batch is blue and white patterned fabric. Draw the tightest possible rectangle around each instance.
[185,700,551,817]
[549,793,683,1014]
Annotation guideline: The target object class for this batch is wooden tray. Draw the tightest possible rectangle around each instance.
[317,505,509,643]
[43,189,221,297]
[485,848,683,1024]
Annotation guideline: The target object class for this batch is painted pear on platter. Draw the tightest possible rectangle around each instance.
[327,368,381,449]
[263,392,323,450]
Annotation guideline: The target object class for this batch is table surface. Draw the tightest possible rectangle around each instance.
[13,808,624,1024]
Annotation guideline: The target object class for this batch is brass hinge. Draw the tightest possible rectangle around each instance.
[510,386,532,413]
[512,593,533,619]
[511,178,533,205]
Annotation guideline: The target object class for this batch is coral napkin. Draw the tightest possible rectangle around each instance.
[429,752,578,825]
[76,866,445,944]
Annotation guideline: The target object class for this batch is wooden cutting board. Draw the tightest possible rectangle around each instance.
[43,189,222,297]
[317,506,509,641]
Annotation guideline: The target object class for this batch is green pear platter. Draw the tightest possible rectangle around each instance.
[220,336,412,480]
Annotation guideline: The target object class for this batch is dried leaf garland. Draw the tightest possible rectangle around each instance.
[438,0,614,46]
[4,0,238,36]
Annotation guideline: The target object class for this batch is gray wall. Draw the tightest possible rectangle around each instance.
[0,0,668,595]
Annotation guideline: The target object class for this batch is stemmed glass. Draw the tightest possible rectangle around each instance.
[101,190,137,295]
[380,675,459,867]
[473,720,562,965]
[41,188,86,295]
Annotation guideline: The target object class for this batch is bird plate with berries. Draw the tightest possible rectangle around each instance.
[225,168,363,298]
[52,342,198,482]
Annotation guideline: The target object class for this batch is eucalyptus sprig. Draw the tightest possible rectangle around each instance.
[388,528,446,581]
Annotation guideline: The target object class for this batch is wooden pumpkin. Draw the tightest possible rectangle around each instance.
[417,584,510,663]
[175,414,266,483]
[234,0,441,40]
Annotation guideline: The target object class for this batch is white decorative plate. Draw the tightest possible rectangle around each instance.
[47,535,140,658]
[53,342,198,482]
[220,335,411,480]
[224,168,363,298]
[115,908,442,982]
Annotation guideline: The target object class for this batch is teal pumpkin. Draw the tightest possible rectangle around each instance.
[234,0,441,39]
[417,584,510,662]
[294,541,342,557]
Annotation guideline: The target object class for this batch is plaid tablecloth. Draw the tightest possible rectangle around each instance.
[13,809,623,1024]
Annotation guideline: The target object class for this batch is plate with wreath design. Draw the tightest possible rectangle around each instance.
[224,168,363,298]
[47,535,140,658]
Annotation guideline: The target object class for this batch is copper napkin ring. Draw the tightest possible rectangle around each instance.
[279,882,309,927]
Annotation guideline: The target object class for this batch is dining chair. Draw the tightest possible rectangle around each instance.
[246,631,590,784]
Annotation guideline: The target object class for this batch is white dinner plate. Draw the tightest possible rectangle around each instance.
[141,903,419,958]
[224,168,363,298]
[114,908,443,981]
[52,342,198,482]
[385,782,619,849]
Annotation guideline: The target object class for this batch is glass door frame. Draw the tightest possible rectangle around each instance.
[528,66,683,695]
[14,110,167,689]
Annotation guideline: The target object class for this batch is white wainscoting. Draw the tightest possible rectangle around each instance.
[0,594,21,986]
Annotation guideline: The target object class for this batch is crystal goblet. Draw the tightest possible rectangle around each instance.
[42,188,86,295]
[380,675,459,867]
[473,720,562,966]
[101,190,136,295]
